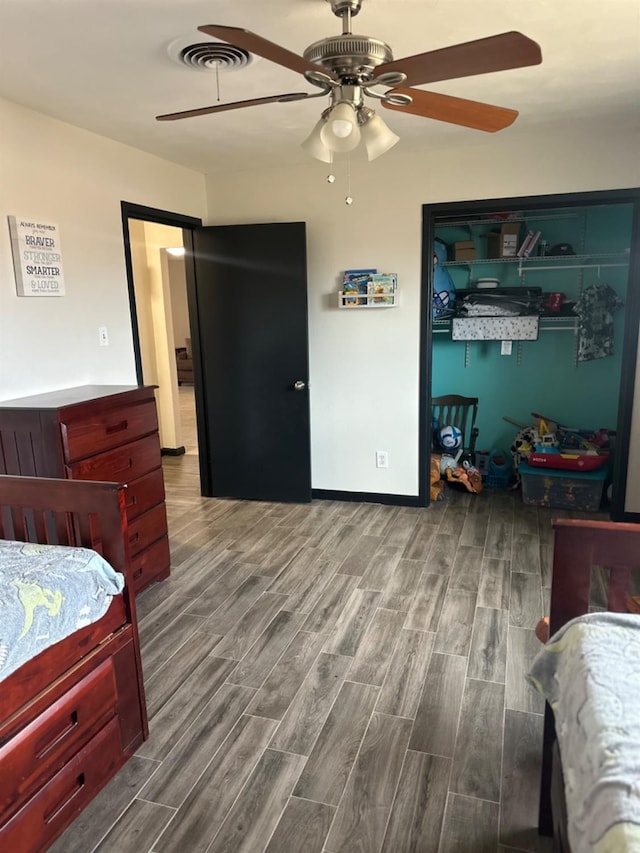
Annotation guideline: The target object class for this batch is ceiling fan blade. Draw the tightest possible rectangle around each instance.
[374,32,541,87]
[157,93,310,121]
[198,25,335,79]
[383,88,518,132]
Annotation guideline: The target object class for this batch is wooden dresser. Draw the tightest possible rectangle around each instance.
[0,385,170,594]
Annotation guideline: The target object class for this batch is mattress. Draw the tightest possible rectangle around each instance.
[529,612,640,852]
[0,539,124,680]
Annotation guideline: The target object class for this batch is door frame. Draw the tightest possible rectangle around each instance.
[420,188,640,520]
[120,201,209,485]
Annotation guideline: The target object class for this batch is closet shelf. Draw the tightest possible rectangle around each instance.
[438,211,580,228]
[433,201,632,374]
[433,315,578,335]
[441,252,629,269]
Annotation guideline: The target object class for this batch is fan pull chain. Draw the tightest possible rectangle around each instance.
[327,151,336,184]
[345,154,353,205]
[215,60,221,102]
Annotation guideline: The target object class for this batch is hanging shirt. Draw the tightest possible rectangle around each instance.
[573,283,623,362]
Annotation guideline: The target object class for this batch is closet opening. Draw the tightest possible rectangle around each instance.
[420,188,640,521]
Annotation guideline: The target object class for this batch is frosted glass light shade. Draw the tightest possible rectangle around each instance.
[320,102,361,153]
[301,119,332,163]
[360,114,400,161]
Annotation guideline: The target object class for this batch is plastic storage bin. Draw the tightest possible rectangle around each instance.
[519,460,607,510]
[483,449,512,489]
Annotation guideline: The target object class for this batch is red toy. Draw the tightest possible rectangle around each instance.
[527,451,609,471]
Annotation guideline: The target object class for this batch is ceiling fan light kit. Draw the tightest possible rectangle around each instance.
[320,100,360,152]
[301,118,332,163]
[157,0,542,164]
[360,112,400,161]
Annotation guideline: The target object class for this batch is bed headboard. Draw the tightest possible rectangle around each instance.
[549,518,640,635]
[540,516,640,838]
[0,474,130,575]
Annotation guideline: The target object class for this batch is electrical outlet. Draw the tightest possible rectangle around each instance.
[98,326,109,346]
[376,450,389,469]
[501,340,512,356]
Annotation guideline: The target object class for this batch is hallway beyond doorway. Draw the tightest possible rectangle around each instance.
[178,385,198,456]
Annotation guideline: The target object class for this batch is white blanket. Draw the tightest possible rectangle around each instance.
[0,539,124,680]
[529,612,640,852]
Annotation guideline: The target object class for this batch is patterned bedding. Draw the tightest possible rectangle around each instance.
[0,539,125,680]
[529,612,640,853]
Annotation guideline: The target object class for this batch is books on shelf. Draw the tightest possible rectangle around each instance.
[341,269,397,307]
[517,230,542,258]
[343,269,376,305]
[368,273,397,304]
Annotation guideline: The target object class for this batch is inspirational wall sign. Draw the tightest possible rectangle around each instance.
[8,216,66,296]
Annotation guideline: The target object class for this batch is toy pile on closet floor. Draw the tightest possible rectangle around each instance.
[505,412,612,475]
[430,423,484,501]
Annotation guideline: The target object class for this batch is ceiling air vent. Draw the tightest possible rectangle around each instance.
[168,38,253,72]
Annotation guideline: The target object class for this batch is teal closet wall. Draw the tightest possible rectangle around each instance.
[432,203,633,453]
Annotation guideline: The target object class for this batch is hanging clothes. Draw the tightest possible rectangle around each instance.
[573,283,623,362]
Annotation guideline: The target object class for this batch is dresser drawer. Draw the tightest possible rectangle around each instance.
[0,717,122,852]
[127,504,168,558]
[60,400,158,463]
[0,659,117,816]
[66,433,161,484]
[123,468,165,522]
[130,535,170,593]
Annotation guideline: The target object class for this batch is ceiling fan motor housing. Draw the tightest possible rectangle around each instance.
[327,0,363,17]
[304,35,393,81]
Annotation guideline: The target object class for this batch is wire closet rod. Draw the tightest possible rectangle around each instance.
[540,326,576,331]
[520,263,628,273]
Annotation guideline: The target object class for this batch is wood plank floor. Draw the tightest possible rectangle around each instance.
[52,449,605,853]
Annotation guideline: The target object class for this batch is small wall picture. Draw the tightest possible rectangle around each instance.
[8,216,66,297]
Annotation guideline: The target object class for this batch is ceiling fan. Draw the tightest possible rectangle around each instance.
[157,0,542,162]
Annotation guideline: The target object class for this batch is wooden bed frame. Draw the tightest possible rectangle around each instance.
[539,517,640,850]
[0,474,148,852]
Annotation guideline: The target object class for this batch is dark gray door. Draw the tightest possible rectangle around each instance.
[191,222,311,503]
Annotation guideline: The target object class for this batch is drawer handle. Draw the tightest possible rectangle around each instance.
[105,419,128,435]
[35,711,79,760]
[133,567,143,579]
[114,458,134,475]
[126,494,138,508]
[130,532,139,544]
[45,773,85,824]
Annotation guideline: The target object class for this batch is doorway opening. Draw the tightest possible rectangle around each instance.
[121,205,312,504]
[121,201,203,477]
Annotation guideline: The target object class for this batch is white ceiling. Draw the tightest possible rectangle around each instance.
[1,0,638,174]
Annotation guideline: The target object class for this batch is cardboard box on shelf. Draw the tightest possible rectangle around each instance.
[486,223,522,259]
[453,240,476,261]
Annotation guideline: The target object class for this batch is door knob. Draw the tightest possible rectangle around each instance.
[293,380,307,391]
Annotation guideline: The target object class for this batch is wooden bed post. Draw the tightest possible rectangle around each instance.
[539,705,556,836]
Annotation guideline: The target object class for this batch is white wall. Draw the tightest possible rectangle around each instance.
[129,221,184,450]
[205,120,640,497]
[0,97,207,401]
[168,256,190,351]
[1,95,638,505]
[129,220,158,385]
